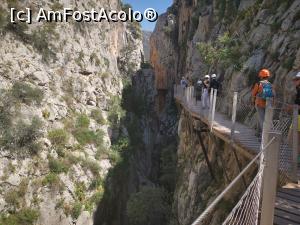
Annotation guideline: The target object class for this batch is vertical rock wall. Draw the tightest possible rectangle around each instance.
[0,0,143,224]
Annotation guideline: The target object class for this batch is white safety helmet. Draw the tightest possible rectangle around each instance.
[294,72,300,80]
[204,75,210,79]
[197,80,202,84]
[211,74,217,79]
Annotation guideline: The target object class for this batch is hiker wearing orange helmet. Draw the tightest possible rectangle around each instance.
[252,69,274,133]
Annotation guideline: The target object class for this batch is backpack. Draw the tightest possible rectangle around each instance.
[257,81,273,100]
[210,79,220,90]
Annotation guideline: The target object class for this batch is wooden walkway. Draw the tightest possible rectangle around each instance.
[274,186,300,225]
[174,91,300,225]
[175,95,261,158]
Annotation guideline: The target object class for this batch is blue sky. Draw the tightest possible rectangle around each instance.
[123,0,173,31]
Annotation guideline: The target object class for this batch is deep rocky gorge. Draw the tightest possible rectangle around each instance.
[0,0,299,225]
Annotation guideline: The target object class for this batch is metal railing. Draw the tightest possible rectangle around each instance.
[174,84,299,225]
[174,84,298,183]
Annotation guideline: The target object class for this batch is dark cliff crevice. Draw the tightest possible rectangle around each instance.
[93,69,178,225]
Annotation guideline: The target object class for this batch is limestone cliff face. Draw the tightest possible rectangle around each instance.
[0,0,142,225]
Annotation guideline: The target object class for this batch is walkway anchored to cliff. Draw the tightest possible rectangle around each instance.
[174,85,300,225]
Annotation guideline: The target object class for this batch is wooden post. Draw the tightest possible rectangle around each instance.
[261,98,274,151]
[174,85,177,97]
[208,89,213,125]
[231,92,238,138]
[292,105,299,180]
[210,89,217,132]
[230,92,247,187]
[190,87,193,108]
[184,87,187,104]
[210,88,214,111]
[188,87,191,107]
[260,132,281,225]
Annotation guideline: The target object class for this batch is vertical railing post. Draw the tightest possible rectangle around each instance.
[189,87,192,108]
[210,89,217,132]
[210,88,214,111]
[231,92,238,138]
[208,89,214,123]
[174,84,177,97]
[260,132,281,225]
[184,87,188,104]
[191,86,195,107]
[261,98,274,151]
[292,105,299,180]
[188,87,191,107]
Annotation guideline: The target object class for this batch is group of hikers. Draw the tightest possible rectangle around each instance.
[180,69,300,157]
[180,73,221,110]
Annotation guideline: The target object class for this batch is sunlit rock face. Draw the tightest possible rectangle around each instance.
[0,0,142,224]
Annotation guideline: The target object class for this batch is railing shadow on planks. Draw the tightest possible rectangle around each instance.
[174,84,299,225]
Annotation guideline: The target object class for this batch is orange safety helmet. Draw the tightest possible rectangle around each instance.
[258,69,270,78]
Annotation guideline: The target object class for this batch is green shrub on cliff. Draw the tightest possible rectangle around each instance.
[11,82,44,105]
[91,109,106,125]
[0,7,8,32]
[48,129,69,147]
[121,84,146,117]
[197,32,243,71]
[5,21,57,62]
[108,95,125,127]
[127,187,170,225]
[159,144,177,192]
[72,114,105,147]
[1,117,43,155]
[0,208,39,225]
[48,157,70,174]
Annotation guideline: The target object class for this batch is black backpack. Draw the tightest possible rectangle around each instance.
[210,79,220,90]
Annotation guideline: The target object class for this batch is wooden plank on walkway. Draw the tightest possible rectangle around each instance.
[274,215,300,225]
[275,209,300,223]
[278,188,300,197]
[276,197,300,210]
[275,205,300,217]
[277,192,300,204]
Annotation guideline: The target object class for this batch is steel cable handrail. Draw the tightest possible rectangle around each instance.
[191,137,275,225]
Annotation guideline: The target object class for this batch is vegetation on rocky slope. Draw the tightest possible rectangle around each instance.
[0,0,143,224]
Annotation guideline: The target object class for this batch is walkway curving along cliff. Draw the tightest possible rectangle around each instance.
[174,85,300,225]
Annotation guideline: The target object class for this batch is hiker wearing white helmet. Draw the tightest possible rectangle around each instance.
[210,73,220,93]
[202,75,210,109]
[288,72,300,157]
